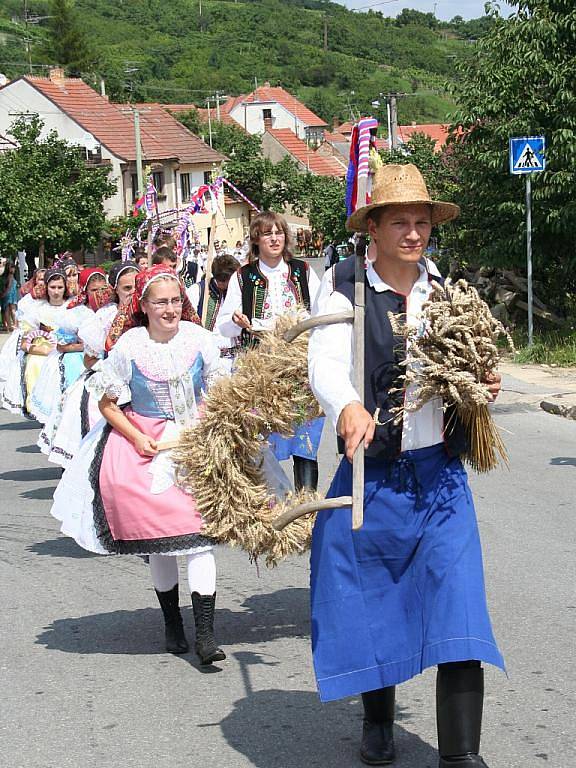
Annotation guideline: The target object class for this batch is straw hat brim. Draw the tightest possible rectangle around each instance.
[346,199,460,232]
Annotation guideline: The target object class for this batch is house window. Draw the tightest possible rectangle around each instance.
[131,173,139,203]
[204,170,213,185]
[262,109,272,121]
[152,171,164,193]
[180,172,191,201]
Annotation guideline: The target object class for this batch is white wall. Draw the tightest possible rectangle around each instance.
[229,100,306,139]
[0,79,124,217]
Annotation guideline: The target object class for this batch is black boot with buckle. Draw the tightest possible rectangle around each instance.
[437,662,489,767]
[191,592,226,665]
[154,584,189,654]
[360,686,396,765]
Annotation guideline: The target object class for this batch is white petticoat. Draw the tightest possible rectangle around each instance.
[28,352,64,424]
[1,350,25,414]
[51,420,212,557]
[0,330,23,412]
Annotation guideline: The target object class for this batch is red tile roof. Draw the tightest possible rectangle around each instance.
[11,76,223,164]
[133,103,226,163]
[225,86,327,128]
[335,121,354,135]
[266,128,346,177]
[398,124,449,151]
[323,131,349,143]
[195,107,239,127]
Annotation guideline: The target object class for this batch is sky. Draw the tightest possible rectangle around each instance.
[336,1,516,22]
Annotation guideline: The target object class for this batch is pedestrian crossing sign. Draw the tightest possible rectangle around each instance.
[509,136,546,175]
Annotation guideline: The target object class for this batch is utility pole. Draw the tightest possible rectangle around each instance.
[206,97,213,147]
[133,109,144,197]
[23,0,32,74]
[387,93,399,150]
[215,90,221,122]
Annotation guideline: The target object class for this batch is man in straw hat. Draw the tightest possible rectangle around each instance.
[307,164,503,766]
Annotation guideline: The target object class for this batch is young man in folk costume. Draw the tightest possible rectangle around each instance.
[308,165,504,767]
[217,211,323,491]
[187,254,240,373]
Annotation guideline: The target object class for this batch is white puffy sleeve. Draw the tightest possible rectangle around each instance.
[86,333,133,401]
[198,326,228,388]
[215,271,243,339]
[308,268,359,431]
[78,306,116,358]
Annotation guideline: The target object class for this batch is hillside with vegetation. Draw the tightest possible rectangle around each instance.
[0,0,494,124]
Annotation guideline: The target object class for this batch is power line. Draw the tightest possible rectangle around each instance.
[348,0,400,11]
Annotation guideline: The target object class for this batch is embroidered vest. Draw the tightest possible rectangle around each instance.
[333,257,469,461]
[197,278,223,332]
[238,258,311,346]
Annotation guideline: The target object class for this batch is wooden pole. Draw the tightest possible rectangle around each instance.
[352,234,366,530]
[201,212,217,326]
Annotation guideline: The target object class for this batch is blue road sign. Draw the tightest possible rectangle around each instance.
[509,136,546,175]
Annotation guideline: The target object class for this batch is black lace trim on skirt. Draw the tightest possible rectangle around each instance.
[58,353,66,393]
[19,352,34,419]
[88,423,214,555]
[80,370,94,438]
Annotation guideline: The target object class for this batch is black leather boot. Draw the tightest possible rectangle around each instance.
[293,456,319,492]
[437,663,488,767]
[154,584,189,654]
[360,687,396,765]
[191,592,226,665]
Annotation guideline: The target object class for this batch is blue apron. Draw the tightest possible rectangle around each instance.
[268,416,324,461]
[310,443,505,702]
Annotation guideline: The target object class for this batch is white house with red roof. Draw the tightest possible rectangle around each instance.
[262,128,346,178]
[0,69,226,228]
[218,83,328,144]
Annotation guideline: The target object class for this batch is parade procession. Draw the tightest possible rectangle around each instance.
[1,2,575,767]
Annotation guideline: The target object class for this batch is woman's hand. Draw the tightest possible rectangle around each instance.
[133,432,158,457]
[57,342,83,353]
[232,310,251,330]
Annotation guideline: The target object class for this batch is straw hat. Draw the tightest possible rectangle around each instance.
[346,163,460,232]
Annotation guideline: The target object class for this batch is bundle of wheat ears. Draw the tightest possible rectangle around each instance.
[173,311,323,567]
[388,278,514,472]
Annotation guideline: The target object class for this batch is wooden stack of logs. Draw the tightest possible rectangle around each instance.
[449,265,564,328]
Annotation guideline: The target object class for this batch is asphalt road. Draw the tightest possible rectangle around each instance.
[1,368,575,768]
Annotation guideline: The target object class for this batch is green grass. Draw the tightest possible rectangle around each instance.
[509,329,576,367]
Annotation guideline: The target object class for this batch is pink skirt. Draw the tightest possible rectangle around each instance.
[92,409,211,555]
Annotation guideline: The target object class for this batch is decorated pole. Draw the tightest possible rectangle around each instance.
[201,177,220,327]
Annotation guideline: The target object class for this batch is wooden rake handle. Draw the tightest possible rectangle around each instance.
[272,496,353,531]
[282,311,354,342]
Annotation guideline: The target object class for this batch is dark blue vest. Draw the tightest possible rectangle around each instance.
[333,256,468,460]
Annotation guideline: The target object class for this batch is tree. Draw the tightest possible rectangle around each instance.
[42,0,96,76]
[0,116,116,260]
[447,0,576,310]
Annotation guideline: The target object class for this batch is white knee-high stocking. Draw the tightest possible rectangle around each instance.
[149,550,216,594]
[186,550,216,595]
[149,554,179,592]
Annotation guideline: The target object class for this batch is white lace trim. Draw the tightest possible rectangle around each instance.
[86,322,225,420]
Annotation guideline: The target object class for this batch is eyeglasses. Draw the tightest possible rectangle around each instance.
[146,297,183,309]
[260,229,285,239]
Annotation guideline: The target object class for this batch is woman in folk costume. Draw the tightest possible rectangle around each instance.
[187,253,240,374]
[0,268,46,412]
[217,211,324,491]
[28,267,106,424]
[50,265,227,665]
[308,165,504,767]
[39,262,140,466]
[13,267,82,418]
